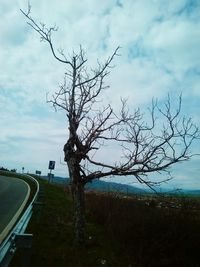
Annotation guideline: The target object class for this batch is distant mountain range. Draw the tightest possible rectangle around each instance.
[42,175,200,196]
[182,189,200,196]
[42,175,146,194]
[85,179,146,194]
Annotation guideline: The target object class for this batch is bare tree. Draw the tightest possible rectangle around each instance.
[21,6,199,245]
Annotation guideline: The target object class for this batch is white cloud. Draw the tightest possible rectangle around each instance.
[107,58,174,108]
[0,110,67,175]
[0,0,199,188]
[146,19,200,77]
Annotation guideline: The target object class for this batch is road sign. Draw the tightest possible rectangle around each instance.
[48,161,55,170]
[35,170,41,175]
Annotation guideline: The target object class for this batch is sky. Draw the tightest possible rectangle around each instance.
[0,0,200,190]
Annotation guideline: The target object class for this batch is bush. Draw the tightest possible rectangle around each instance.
[86,192,200,267]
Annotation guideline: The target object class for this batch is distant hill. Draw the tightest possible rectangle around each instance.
[41,175,146,194]
[85,179,145,194]
[181,189,200,196]
[40,175,200,196]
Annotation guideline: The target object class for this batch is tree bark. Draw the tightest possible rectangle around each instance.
[73,181,85,245]
[65,147,86,245]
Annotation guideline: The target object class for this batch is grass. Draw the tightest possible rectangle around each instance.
[10,178,127,267]
[86,192,200,266]
[7,177,200,267]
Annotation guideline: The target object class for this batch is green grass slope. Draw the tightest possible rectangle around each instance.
[9,177,200,267]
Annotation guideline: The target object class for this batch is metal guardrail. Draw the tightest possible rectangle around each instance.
[0,174,40,267]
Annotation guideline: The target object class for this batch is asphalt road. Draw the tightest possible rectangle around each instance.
[0,176,30,242]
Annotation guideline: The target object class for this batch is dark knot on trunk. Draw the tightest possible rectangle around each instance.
[63,141,74,161]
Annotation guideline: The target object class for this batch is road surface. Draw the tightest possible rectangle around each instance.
[0,175,30,243]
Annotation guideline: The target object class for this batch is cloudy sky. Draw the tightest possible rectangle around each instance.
[0,0,200,190]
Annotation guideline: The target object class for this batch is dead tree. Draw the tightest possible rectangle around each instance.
[21,6,200,245]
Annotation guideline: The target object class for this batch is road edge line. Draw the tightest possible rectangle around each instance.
[0,179,31,243]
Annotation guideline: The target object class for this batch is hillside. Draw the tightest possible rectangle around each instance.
[10,176,200,267]
[183,189,200,196]
[42,175,200,196]
[42,175,146,194]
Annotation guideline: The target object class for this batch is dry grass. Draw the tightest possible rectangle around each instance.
[10,178,200,267]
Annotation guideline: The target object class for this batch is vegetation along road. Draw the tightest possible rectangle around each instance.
[0,175,30,243]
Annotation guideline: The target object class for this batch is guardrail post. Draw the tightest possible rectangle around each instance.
[0,174,39,266]
[15,234,33,267]
[15,234,33,248]
[0,235,16,267]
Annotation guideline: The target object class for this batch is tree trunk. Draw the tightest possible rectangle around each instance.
[72,181,85,245]
[64,142,86,245]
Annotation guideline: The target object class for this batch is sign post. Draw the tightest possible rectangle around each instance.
[48,161,55,183]
[35,170,41,176]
